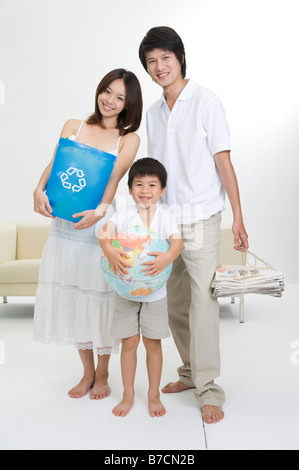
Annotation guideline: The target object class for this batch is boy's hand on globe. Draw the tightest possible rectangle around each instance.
[141,252,171,277]
[105,246,132,277]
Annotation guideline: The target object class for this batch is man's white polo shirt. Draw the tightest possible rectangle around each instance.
[146,79,231,224]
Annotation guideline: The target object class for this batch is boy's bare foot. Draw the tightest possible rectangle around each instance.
[161,380,195,393]
[68,374,94,398]
[148,393,166,417]
[112,392,134,417]
[90,374,110,400]
[201,405,224,424]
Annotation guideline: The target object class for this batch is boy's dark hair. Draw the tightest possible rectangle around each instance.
[139,26,186,79]
[128,158,167,189]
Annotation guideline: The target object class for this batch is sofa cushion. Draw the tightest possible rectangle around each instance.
[16,222,50,260]
[0,259,40,283]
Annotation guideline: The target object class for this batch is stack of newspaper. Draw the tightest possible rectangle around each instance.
[212,265,285,298]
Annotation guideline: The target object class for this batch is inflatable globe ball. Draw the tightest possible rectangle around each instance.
[101,226,172,301]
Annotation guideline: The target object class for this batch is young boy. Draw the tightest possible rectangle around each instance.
[97,158,183,417]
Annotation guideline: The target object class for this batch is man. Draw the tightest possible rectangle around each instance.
[139,26,249,424]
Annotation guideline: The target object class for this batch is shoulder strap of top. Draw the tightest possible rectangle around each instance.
[75,120,84,139]
[116,135,122,151]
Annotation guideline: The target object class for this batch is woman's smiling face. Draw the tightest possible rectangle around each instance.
[97,79,126,118]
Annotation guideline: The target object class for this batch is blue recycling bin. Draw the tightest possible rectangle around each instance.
[46,138,117,222]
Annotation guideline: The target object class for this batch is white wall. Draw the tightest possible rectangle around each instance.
[0,0,298,281]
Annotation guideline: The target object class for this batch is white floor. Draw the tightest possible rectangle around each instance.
[0,283,298,451]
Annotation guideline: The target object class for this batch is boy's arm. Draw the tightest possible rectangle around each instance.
[142,234,183,277]
[167,234,184,263]
[97,221,132,276]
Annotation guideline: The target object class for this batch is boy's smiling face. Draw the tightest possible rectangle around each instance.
[129,174,165,209]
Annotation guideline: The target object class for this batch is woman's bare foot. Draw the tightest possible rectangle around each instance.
[68,374,94,398]
[161,380,195,393]
[202,405,224,424]
[90,372,110,400]
[148,393,166,417]
[112,391,134,417]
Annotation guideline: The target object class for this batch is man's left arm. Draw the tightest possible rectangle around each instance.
[214,151,249,251]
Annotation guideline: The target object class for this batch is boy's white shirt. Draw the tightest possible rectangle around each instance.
[108,203,181,302]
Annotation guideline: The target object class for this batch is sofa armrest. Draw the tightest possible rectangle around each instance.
[0,224,17,264]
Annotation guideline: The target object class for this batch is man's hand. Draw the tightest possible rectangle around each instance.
[232,219,249,251]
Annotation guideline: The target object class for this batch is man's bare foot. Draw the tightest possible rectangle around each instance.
[112,392,134,417]
[68,374,94,399]
[161,380,195,394]
[148,393,166,417]
[201,405,224,424]
[90,373,110,400]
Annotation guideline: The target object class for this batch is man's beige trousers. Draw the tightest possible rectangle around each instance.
[167,212,225,408]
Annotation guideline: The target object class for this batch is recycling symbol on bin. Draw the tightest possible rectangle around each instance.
[60,167,86,192]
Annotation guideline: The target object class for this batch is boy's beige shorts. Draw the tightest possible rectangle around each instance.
[111,293,170,340]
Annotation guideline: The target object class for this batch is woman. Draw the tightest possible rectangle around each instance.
[33,69,142,400]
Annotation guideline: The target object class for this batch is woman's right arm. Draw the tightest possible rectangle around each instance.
[33,119,80,218]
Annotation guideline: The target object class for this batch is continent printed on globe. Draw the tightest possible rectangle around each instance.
[101,226,172,301]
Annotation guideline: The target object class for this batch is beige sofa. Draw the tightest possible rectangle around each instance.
[0,220,246,320]
[0,222,51,302]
